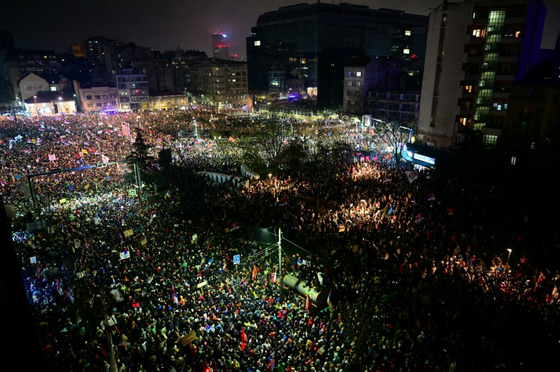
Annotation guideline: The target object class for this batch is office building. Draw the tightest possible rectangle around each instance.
[247,2,428,110]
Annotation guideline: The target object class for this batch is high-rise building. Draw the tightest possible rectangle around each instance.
[247,3,428,109]
[212,32,230,60]
[418,0,547,149]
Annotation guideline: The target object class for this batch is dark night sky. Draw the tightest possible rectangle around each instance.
[2,0,559,59]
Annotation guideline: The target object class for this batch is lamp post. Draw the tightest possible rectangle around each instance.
[507,248,512,265]
[33,96,38,116]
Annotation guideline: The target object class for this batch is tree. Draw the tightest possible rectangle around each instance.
[373,121,415,170]
[125,127,154,187]
[129,127,153,168]
[236,115,288,171]
[277,139,309,172]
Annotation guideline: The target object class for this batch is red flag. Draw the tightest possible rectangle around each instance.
[305,294,311,310]
[241,327,248,343]
[252,266,258,280]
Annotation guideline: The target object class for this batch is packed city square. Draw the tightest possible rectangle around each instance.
[2,108,560,371]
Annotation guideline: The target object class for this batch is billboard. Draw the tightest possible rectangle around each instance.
[19,73,49,100]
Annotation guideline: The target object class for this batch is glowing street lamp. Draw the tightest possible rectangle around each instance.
[507,248,512,265]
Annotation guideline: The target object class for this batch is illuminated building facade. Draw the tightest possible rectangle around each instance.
[212,32,230,60]
[115,69,150,111]
[247,2,428,109]
[418,0,547,149]
[190,60,248,106]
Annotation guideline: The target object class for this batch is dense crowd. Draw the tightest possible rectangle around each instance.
[2,109,560,371]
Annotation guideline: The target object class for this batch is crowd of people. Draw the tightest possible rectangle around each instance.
[2,108,560,371]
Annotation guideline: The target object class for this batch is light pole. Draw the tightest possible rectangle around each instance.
[507,248,512,265]
[33,96,38,116]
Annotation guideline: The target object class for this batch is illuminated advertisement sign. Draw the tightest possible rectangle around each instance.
[413,153,436,165]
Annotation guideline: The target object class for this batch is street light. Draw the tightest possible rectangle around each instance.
[507,248,512,265]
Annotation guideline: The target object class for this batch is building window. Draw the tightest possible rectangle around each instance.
[403,48,410,54]
[356,71,362,77]
[482,134,498,148]
[472,29,485,38]
[405,30,411,36]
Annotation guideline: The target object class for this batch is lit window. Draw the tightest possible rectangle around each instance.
[515,31,521,37]
[405,30,411,36]
[254,40,261,46]
[356,71,362,77]
[472,29,485,38]
[403,48,410,54]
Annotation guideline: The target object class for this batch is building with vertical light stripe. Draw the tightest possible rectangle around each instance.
[418,0,547,148]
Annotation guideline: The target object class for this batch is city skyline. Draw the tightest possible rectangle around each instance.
[2,0,559,59]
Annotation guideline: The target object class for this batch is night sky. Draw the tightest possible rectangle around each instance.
[2,0,559,59]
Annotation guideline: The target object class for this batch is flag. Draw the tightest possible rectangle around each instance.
[101,154,109,163]
[181,331,196,346]
[405,170,418,183]
[81,149,88,155]
[415,212,427,223]
[229,136,236,143]
[230,222,240,231]
[447,208,454,216]
[241,327,248,343]
[252,266,258,280]
[277,198,287,206]
[48,154,56,161]
[426,193,435,201]
[122,123,131,137]
[172,292,178,304]
[305,294,311,310]
[327,291,333,309]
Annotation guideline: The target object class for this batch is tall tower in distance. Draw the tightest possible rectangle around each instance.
[212,31,230,60]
